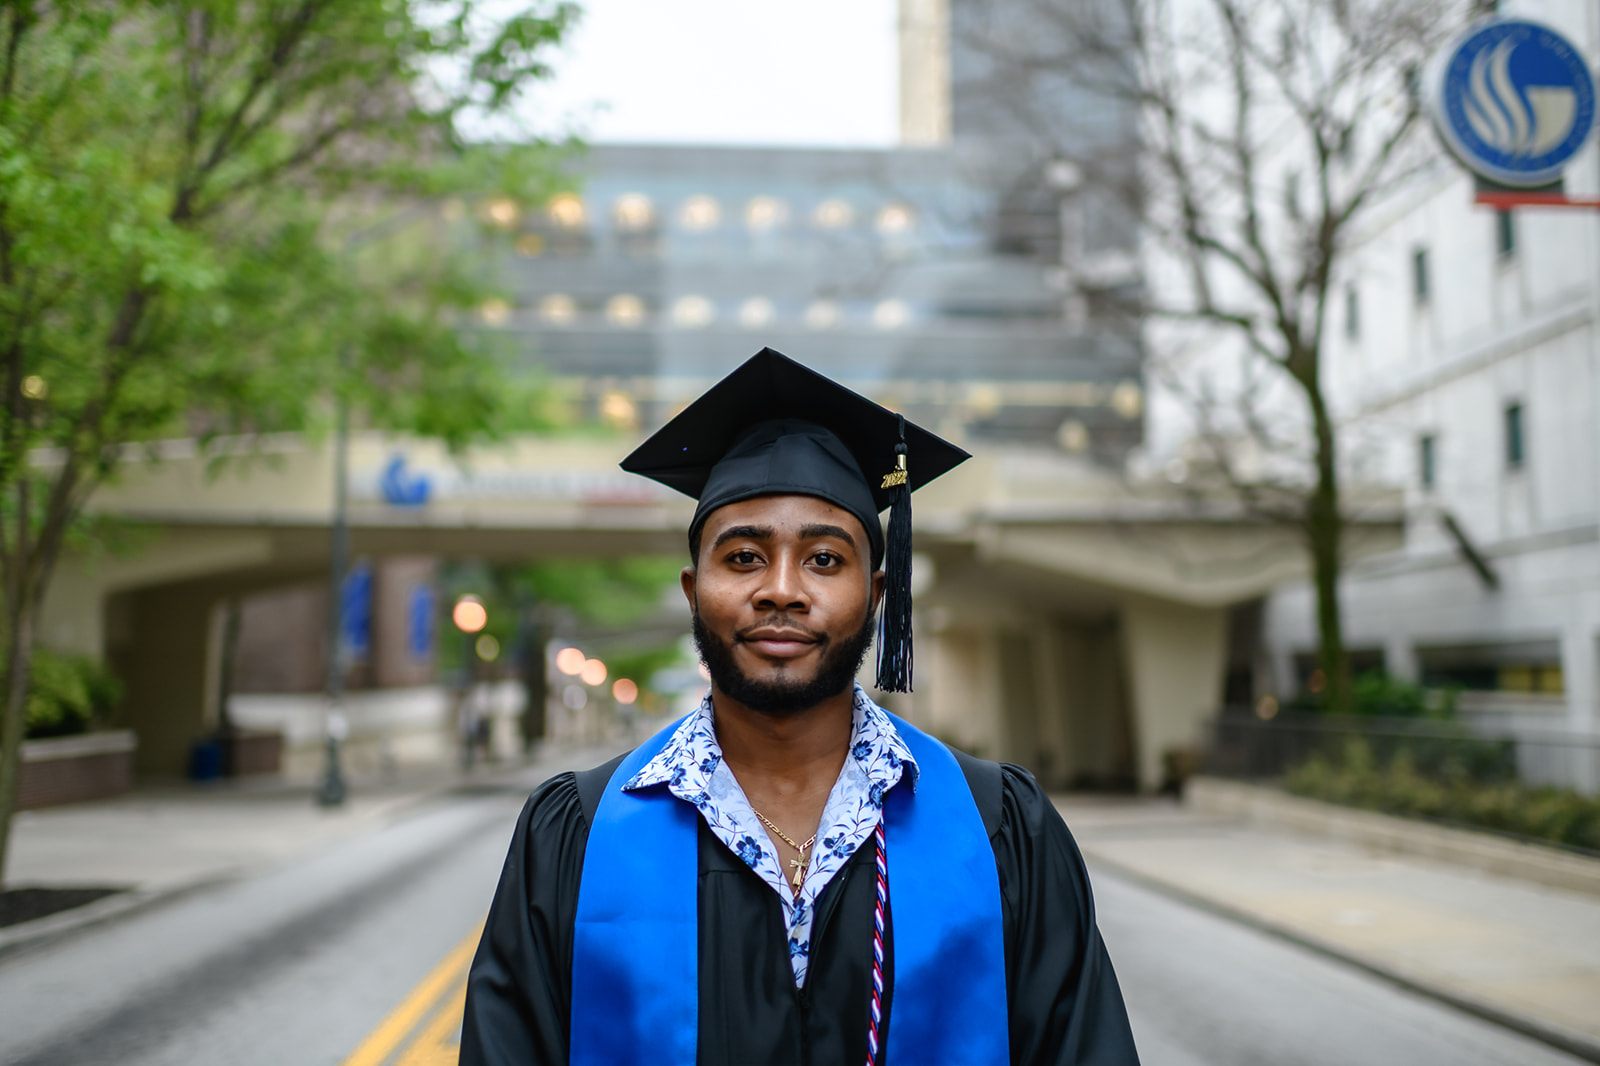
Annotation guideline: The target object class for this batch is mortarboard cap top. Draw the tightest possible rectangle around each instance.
[619,347,968,514]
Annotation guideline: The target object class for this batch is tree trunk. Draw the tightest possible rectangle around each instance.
[0,590,38,887]
[1305,387,1352,716]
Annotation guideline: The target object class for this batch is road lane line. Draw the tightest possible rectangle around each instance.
[394,978,469,1066]
[341,923,482,1066]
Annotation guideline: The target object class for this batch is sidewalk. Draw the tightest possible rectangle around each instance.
[0,740,625,956]
[1060,793,1600,1064]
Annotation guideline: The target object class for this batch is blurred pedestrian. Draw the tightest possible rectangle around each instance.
[462,350,1138,1065]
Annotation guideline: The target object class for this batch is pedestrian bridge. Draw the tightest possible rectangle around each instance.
[43,432,1404,789]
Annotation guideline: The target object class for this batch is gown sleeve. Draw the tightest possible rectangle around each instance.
[459,772,588,1066]
[995,764,1141,1066]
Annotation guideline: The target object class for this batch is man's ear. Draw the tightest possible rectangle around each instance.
[871,568,886,614]
[681,566,698,611]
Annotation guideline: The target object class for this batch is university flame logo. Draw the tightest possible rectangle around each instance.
[1464,38,1577,160]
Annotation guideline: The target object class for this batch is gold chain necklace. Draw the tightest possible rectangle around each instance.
[750,806,816,890]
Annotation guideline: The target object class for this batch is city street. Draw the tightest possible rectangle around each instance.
[0,776,1589,1066]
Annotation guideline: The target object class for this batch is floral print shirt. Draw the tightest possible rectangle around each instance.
[624,683,919,987]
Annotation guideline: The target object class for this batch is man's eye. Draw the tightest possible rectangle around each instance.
[729,550,760,565]
[813,551,839,568]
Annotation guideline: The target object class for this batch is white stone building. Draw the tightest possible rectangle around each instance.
[1261,0,1600,786]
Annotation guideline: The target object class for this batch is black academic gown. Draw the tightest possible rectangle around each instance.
[460,757,1140,1066]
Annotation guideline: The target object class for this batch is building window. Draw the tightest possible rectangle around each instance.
[613,193,655,231]
[1504,402,1524,469]
[679,195,720,231]
[1496,210,1515,260]
[537,293,577,325]
[547,193,586,229]
[804,299,840,330]
[670,295,715,328]
[1412,247,1429,305]
[876,203,915,235]
[738,296,775,329]
[813,199,854,229]
[745,196,788,231]
[605,294,646,327]
[1344,284,1359,340]
[1419,434,1436,489]
[872,299,910,330]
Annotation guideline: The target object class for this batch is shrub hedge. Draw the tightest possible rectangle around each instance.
[22,651,123,739]
[1286,737,1600,853]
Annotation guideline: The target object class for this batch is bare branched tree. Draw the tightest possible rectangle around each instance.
[957,0,1464,713]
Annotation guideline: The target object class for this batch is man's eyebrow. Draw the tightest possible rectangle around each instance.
[710,524,774,551]
[799,523,857,548]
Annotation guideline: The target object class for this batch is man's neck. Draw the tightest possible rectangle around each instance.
[711,686,854,803]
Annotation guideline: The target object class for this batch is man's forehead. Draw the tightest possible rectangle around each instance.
[702,494,868,538]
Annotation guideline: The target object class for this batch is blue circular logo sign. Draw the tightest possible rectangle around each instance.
[1430,18,1597,188]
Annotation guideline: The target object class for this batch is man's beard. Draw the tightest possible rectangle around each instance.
[692,607,877,716]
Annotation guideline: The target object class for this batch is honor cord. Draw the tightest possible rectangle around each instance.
[866,820,887,1066]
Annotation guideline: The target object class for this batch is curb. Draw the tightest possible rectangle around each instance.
[0,876,229,964]
[0,786,472,965]
[0,746,613,965]
[1081,849,1600,1066]
[1185,777,1600,900]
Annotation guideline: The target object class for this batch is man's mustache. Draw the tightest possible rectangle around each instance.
[733,617,828,644]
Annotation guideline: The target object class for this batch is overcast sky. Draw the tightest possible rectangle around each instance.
[513,0,900,147]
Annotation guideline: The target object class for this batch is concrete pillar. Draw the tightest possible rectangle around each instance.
[995,627,1042,770]
[1385,637,1419,683]
[1030,622,1073,791]
[1120,594,1228,791]
[898,0,950,146]
[922,622,1001,759]
[1560,616,1599,794]
[1050,620,1135,790]
[111,582,222,776]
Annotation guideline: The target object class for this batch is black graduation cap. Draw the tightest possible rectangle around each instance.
[620,347,969,692]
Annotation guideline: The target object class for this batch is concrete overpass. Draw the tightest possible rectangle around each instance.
[42,432,1403,788]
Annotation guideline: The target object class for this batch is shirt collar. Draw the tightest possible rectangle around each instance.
[624,683,919,798]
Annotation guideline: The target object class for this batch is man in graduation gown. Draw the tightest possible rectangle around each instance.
[462,349,1140,1066]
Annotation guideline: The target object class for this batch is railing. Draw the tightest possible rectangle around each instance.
[1203,709,1600,795]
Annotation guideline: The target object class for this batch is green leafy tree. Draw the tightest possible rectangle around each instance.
[0,0,577,884]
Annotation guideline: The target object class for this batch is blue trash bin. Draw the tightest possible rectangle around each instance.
[189,737,224,780]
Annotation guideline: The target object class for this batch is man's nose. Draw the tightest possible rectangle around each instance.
[754,552,808,611]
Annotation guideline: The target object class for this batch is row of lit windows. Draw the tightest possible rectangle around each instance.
[463,193,918,236]
[479,294,916,331]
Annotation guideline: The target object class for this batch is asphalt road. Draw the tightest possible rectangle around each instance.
[1095,867,1589,1066]
[0,784,1588,1066]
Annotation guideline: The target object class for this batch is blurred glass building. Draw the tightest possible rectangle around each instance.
[465,0,1145,460]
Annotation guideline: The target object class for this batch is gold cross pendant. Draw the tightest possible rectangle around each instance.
[788,848,811,889]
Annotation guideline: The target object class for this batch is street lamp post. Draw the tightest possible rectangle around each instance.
[314,201,450,808]
[317,343,353,808]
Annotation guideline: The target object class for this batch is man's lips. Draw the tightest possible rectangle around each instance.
[738,628,821,659]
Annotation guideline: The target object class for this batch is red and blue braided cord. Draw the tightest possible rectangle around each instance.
[866,820,887,1066]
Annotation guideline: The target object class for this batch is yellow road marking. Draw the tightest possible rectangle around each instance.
[341,923,483,1066]
[394,979,469,1066]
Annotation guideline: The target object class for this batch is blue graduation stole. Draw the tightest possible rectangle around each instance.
[570,712,1009,1066]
